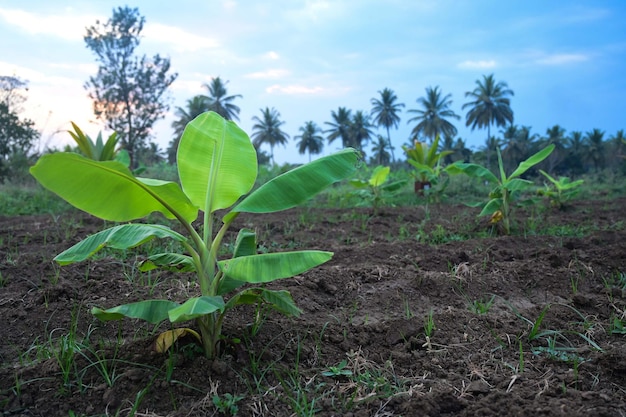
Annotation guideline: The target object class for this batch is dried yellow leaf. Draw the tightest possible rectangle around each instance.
[154,328,201,353]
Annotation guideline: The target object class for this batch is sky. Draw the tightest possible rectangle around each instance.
[1,1,625,164]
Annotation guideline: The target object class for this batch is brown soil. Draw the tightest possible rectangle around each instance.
[1,199,625,417]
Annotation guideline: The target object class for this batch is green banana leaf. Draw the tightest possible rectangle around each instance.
[218,251,333,283]
[509,144,555,179]
[224,288,302,317]
[139,253,195,272]
[233,148,360,214]
[54,224,187,265]
[217,228,258,295]
[92,300,181,324]
[168,296,226,322]
[29,153,197,223]
[449,162,499,184]
[177,111,257,213]
[369,166,390,187]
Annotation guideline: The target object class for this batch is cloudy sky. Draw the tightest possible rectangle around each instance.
[1,1,625,164]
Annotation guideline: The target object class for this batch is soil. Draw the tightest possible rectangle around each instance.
[1,198,625,417]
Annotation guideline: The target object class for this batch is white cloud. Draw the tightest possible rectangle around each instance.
[535,53,588,66]
[0,8,101,41]
[266,84,325,95]
[457,60,497,70]
[143,23,219,52]
[263,51,280,60]
[245,69,290,80]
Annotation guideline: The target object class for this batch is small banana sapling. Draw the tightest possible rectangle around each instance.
[349,165,406,215]
[447,145,554,234]
[31,111,360,358]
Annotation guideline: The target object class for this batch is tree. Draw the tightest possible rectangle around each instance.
[295,121,324,162]
[251,107,289,165]
[349,110,374,152]
[501,125,537,173]
[370,88,404,162]
[325,107,352,149]
[0,76,38,181]
[408,86,460,143]
[541,125,567,173]
[564,131,585,176]
[84,6,177,168]
[202,77,242,121]
[463,74,514,144]
[585,128,605,172]
[0,75,28,113]
[167,95,209,163]
[370,135,391,165]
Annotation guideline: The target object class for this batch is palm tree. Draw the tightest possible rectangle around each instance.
[463,74,514,144]
[370,135,391,165]
[349,110,374,151]
[251,107,289,165]
[407,86,460,143]
[584,128,605,172]
[501,124,537,172]
[168,95,209,163]
[325,107,352,148]
[565,131,585,175]
[370,88,405,162]
[295,121,324,162]
[481,136,503,170]
[608,129,626,170]
[542,125,567,173]
[202,77,242,121]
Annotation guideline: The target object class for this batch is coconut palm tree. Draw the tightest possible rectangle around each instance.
[565,131,585,175]
[370,135,391,165]
[295,121,324,162]
[251,107,289,165]
[407,86,460,143]
[542,125,567,173]
[463,74,514,144]
[168,95,209,163]
[325,107,352,148]
[584,128,605,172]
[349,110,374,152]
[202,77,242,121]
[370,88,405,162]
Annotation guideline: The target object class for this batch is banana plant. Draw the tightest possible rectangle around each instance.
[448,145,554,234]
[537,170,584,209]
[31,111,360,358]
[68,122,120,161]
[349,165,406,215]
[403,136,452,195]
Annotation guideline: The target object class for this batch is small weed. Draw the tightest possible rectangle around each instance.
[213,393,244,416]
[609,316,626,335]
[469,295,495,314]
[321,359,353,378]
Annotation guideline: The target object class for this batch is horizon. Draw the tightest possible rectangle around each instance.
[1,1,625,164]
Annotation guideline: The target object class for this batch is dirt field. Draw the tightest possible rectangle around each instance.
[1,198,625,416]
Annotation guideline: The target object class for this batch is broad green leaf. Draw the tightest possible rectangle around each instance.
[177,111,257,213]
[478,198,502,217]
[30,153,197,222]
[225,288,302,316]
[233,149,360,213]
[259,289,302,316]
[139,253,195,272]
[217,228,258,295]
[369,166,389,187]
[233,228,257,258]
[509,145,555,179]
[381,180,407,192]
[452,163,499,184]
[218,251,333,283]
[506,178,533,192]
[92,300,180,324]
[54,224,187,265]
[168,296,225,323]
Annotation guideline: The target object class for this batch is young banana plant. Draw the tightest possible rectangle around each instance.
[31,111,360,358]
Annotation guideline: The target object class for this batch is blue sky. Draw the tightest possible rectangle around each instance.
[1,1,625,164]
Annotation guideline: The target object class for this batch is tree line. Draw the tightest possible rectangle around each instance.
[1,6,624,183]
